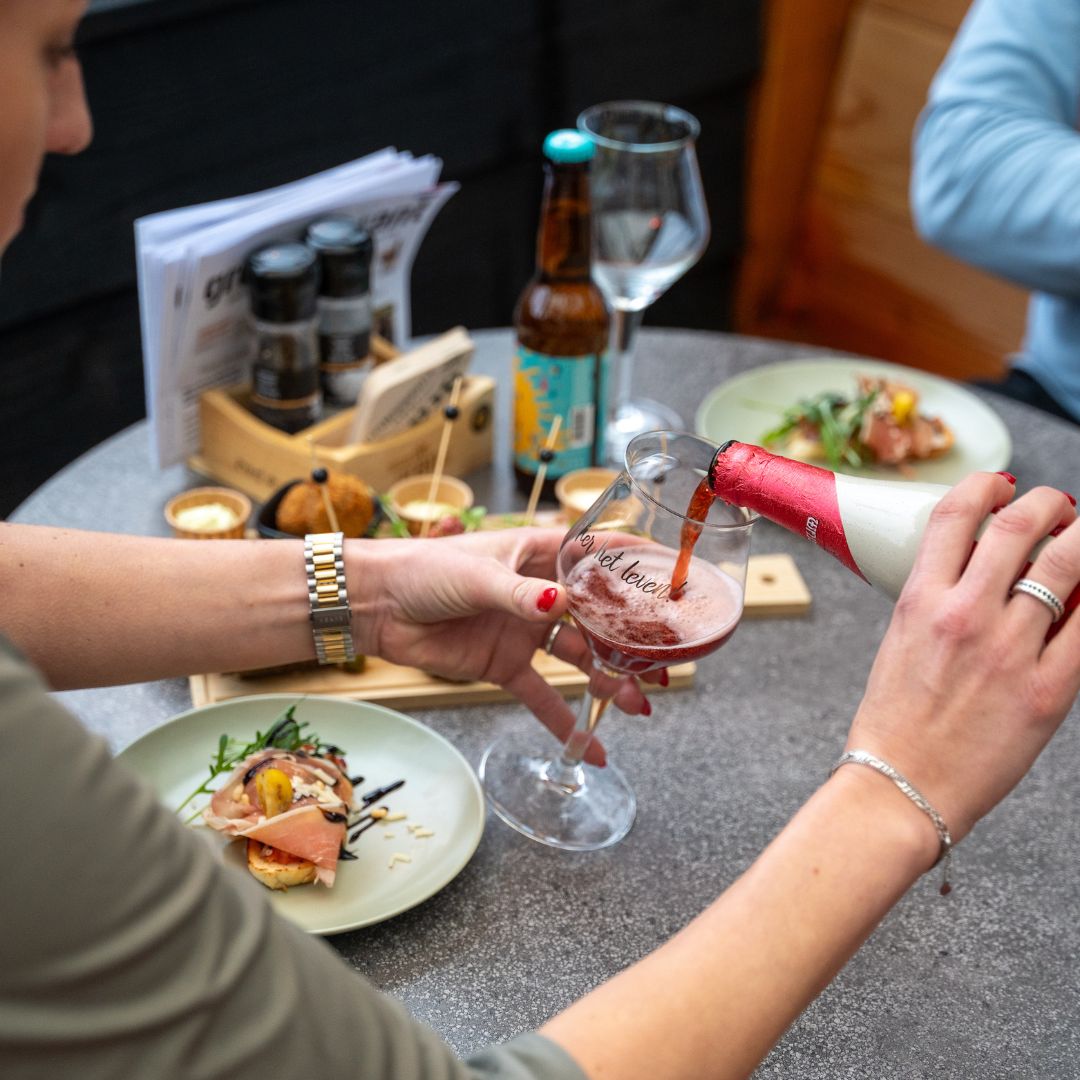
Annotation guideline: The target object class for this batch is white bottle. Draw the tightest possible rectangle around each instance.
[708,441,1077,623]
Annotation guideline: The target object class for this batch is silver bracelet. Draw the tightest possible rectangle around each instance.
[304,532,356,665]
[830,749,953,896]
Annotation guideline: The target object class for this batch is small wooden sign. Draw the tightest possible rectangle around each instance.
[742,553,813,618]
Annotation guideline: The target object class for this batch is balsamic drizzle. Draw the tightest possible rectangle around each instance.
[339,778,406,854]
[346,779,407,844]
[348,815,382,843]
[359,779,406,805]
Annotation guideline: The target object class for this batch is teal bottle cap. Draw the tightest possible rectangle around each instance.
[543,130,595,164]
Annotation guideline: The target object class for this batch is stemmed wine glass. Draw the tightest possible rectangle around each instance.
[479,431,755,850]
[577,102,711,467]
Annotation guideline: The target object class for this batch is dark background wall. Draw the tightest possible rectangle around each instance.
[0,0,762,516]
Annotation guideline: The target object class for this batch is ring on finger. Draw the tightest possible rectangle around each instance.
[1010,577,1065,622]
[543,619,568,654]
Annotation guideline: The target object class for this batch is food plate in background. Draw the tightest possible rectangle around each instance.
[118,695,485,935]
[695,357,1012,483]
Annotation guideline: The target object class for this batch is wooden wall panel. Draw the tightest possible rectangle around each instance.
[734,0,856,328]
[738,0,1027,382]
[873,0,972,32]
[818,5,953,220]
[783,193,1021,380]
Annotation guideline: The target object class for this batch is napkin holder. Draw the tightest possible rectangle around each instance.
[189,329,493,502]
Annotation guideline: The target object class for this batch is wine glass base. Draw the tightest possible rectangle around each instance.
[604,398,685,468]
[479,733,637,851]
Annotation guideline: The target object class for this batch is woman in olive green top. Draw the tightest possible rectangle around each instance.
[3,4,1080,1079]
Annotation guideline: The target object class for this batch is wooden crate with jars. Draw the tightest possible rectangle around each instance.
[189,327,493,503]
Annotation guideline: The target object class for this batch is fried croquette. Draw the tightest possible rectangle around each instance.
[275,471,376,537]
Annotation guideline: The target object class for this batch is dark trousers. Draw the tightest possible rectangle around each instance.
[974,369,1078,426]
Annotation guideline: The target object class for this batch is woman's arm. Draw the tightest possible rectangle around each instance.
[543,767,935,1080]
[912,0,1080,296]
[0,524,314,687]
[544,474,1080,1080]
[0,523,649,756]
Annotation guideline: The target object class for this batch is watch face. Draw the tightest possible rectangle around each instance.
[311,606,352,631]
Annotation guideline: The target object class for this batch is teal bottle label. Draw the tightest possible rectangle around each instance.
[514,346,607,475]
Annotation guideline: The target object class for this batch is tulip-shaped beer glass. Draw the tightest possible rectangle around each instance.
[577,101,711,466]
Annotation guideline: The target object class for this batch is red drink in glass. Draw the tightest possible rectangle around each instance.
[565,547,743,674]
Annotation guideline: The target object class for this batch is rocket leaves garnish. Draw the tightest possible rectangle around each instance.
[761,388,879,469]
[175,702,334,824]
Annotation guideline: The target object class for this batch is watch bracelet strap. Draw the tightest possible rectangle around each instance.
[304,532,356,665]
[830,748,953,896]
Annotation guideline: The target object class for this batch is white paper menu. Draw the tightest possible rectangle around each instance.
[135,149,457,467]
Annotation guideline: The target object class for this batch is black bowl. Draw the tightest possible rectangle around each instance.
[256,480,383,539]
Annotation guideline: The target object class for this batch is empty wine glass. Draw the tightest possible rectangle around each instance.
[577,101,711,467]
[479,431,754,850]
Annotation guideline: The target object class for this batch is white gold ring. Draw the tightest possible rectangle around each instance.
[1010,578,1065,622]
[543,620,566,655]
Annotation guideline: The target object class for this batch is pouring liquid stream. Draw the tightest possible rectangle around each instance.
[671,475,718,598]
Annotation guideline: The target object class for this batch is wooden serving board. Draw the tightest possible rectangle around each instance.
[189,553,810,710]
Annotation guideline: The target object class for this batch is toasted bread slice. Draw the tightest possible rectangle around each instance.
[246,839,317,891]
[783,430,827,462]
[924,416,955,458]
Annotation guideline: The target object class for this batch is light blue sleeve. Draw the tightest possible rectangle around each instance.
[911,0,1080,298]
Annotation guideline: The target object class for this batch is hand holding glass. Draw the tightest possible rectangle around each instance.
[480,432,754,850]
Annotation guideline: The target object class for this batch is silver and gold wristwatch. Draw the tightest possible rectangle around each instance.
[303,532,356,664]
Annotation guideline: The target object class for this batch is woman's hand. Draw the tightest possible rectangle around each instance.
[847,472,1080,844]
[349,528,657,765]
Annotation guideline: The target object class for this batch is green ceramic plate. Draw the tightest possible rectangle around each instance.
[118,694,485,935]
[695,357,1011,483]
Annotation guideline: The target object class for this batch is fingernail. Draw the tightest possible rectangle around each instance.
[537,587,558,613]
[659,668,670,687]
[1051,525,1065,537]
[640,698,652,717]
[1066,492,1077,508]
[997,471,1017,484]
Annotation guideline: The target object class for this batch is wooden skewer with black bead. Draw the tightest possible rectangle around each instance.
[307,437,341,533]
[524,414,562,525]
[420,375,465,538]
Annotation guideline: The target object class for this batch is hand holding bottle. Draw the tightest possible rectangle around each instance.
[847,472,1080,846]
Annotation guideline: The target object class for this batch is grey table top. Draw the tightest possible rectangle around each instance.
[13,328,1080,1078]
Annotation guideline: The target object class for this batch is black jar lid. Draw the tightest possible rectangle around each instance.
[245,242,319,322]
[305,216,373,297]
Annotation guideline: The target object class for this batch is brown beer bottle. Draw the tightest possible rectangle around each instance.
[513,130,610,499]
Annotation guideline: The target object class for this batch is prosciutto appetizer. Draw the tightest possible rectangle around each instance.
[762,373,954,472]
[204,747,355,889]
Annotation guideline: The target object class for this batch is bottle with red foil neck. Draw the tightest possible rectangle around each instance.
[707,440,1078,625]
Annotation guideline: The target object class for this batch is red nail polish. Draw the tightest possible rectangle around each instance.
[1066,492,1077,508]
[641,698,652,717]
[1051,525,1065,537]
[537,587,558,613]
[659,668,670,687]
[997,471,1017,484]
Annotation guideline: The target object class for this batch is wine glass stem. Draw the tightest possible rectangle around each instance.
[611,307,645,413]
[560,687,611,771]
[544,657,621,789]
